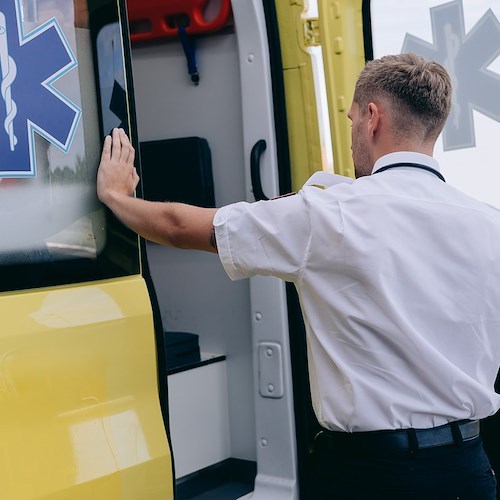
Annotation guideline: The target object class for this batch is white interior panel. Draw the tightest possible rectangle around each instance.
[168,359,231,478]
[131,33,256,462]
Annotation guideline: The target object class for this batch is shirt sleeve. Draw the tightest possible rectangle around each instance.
[214,193,311,282]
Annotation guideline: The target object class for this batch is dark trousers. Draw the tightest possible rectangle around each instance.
[308,434,497,499]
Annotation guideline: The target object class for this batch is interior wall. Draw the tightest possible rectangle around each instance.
[131,33,256,461]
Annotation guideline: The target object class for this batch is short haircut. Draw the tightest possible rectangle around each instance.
[353,53,452,143]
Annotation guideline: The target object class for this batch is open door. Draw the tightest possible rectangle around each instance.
[0,0,174,497]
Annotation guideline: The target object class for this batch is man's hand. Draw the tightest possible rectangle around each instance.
[97,128,139,206]
[95,128,218,253]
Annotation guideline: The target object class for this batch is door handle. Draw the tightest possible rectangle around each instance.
[250,139,269,201]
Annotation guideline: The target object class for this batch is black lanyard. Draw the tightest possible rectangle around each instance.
[373,163,446,182]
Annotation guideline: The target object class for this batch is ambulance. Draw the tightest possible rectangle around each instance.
[0,0,498,498]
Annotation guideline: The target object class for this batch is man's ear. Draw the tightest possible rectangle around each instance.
[367,102,380,137]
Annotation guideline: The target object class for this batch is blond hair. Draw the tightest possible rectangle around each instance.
[354,53,452,143]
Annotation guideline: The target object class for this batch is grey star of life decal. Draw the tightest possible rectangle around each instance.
[402,0,500,151]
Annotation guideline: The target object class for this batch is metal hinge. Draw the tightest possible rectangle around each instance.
[303,17,321,47]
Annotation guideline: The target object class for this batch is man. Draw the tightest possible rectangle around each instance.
[97,53,500,498]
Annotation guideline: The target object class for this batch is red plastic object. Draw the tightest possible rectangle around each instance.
[127,0,232,43]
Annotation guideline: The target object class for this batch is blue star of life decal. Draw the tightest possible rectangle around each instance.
[402,0,500,151]
[0,0,81,177]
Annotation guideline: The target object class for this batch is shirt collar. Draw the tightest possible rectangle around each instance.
[371,152,440,175]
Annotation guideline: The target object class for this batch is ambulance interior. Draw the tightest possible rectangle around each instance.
[128,0,302,497]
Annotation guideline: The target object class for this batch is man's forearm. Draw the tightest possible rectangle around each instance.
[96,129,217,252]
[104,192,218,252]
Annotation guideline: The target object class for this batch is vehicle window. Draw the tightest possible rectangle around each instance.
[0,0,139,292]
[370,0,500,208]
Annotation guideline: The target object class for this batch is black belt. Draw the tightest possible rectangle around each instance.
[315,420,480,454]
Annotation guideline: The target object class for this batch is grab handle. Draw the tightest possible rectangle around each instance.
[250,140,269,201]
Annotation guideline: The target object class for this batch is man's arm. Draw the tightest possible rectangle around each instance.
[97,128,218,253]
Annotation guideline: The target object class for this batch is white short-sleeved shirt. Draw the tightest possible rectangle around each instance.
[214,152,500,432]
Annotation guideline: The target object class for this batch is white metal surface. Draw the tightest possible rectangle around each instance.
[232,0,298,497]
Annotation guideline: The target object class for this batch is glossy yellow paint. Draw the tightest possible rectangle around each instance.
[274,0,323,191]
[318,0,366,178]
[0,276,173,499]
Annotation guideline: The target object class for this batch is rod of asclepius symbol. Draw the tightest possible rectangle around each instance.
[0,12,17,152]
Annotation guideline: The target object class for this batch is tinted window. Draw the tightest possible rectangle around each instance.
[0,0,139,292]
